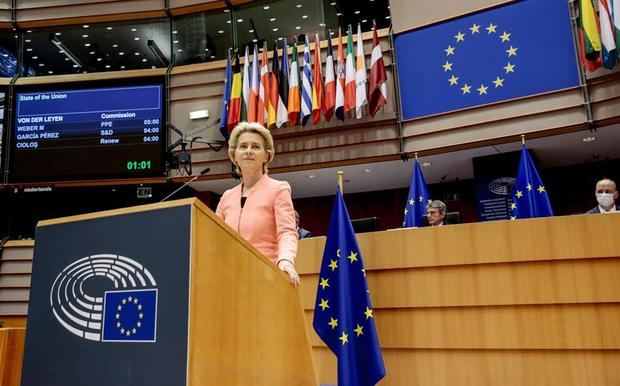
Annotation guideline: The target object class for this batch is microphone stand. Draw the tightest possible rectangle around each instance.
[160,167,210,203]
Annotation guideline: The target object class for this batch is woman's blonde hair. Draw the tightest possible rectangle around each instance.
[228,122,275,174]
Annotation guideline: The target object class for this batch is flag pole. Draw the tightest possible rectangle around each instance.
[337,171,344,193]
[414,152,418,161]
[521,135,525,145]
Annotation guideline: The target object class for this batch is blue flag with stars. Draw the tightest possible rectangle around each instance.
[510,145,553,219]
[102,289,158,342]
[313,187,386,386]
[403,160,431,227]
[219,51,232,140]
[394,0,579,119]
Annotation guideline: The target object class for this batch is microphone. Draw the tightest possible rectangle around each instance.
[160,167,210,203]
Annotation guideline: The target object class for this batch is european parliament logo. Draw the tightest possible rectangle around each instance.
[50,253,158,343]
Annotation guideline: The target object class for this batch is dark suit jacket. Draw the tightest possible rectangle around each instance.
[298,227,312,239]
[586,204,620,214]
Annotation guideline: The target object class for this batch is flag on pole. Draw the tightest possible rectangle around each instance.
[335,27,346,121]
[368,21,388,117]
[219,50,231,139]
[578,0,602,71]
[301,35,313,126]
[258,42,269,125]
[277,40,290,128]
[248,45,259,122]
[268,42,280,129]
[227,52,242,131]
[241,46,250,121]
[324,35,336,121]
[288,40,301,126]
[403,159,432,228]
[355,23,368,119]
[599,0,617,68]
[313,187,386,386]
[510,145,554,219]
[312,33,324,125]
[614,0,620,58]
[344,26,356,115]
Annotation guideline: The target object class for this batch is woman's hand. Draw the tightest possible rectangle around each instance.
[278,260,300,286]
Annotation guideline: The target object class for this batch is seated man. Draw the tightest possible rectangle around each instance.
[426,200,448,226]
[294,210,312,239]
[586,178,619,214]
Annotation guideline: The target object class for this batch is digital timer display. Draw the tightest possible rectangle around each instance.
[9,79,166,183]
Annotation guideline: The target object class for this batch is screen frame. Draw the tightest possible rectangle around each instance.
[0,85,7,184]
[7,76,167,184]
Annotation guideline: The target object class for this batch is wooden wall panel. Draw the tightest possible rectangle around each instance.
[0,328,26,386]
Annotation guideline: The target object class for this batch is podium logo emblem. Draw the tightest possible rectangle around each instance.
[50,254,158,342]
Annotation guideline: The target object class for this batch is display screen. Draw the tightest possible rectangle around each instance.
[9,79,166,183]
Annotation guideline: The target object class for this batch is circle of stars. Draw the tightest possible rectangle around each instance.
[115,295,144,337]
[442,22,518,96]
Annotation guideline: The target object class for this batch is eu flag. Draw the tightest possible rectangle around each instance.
[510,145,553,219]
[403,159,431,227]
[102,289,158,342]
[395,0,580,119]
[313,188,386,386]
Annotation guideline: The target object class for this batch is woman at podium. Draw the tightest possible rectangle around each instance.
[216,122,300,285]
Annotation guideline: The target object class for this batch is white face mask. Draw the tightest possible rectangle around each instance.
[596,193,615,208]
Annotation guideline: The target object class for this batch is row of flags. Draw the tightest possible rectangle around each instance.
[578,0,620,71]
[219,22,388,140]
[403,143,553,227]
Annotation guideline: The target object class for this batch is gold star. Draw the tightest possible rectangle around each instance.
[510,216,516,220]
[139,313,143,319]
[354,324,364,336]
[428,198,433,204]
[329,259,338,271]
[409,198,415,206]
[137,321,142,327]
[504,62,515,73]
[117,305,122,311]
[506,46,518,57]
[122,298,126,304]
[486,23,497,34]
[442,61,453,71]
[347,251,358,263]
[120,328,125,334]
[126,331,131,336]
[134,298,138,304]
[339,332,349,345]
[128,296,133,302]
[319,277,330,290]
[500,31,511,42]
[469,23,481,34]
[116,321,121,327]
[510,202,516,210]
[477,84,488,95]
[454,32,465,42]
[328,317,338,329]
[445,45,455,56]
[537,185,546,193]
[319,298,329,311]
[404,208,409,215]
[115,313,120,319]
[419,195,424,202]
[526,183,532,191]
[493,76,504,87]
[461,83,472,94]
[365,306,374,319]
[132,328,137,334]
[516,190,523,198]
[137,304,142,310]
[448,74,459,85]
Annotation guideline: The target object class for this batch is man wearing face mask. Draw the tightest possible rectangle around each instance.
[586,178,619,214]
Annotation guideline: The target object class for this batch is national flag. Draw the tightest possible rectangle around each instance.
[301,35,313,126]
[368,20,388,117]
[579,0,602,71]
[227,52,242,131]
[248,45,259,122]
[267,42,280,129]
[313,187,386,386]
[324,35,336,121]
[599,0,617,68]
[344,26,356,115]
[509,145,554,219]
[258,42,269,125]
[335,27,346,121]
[355,23,368,119]
[288,40,301,126]
[403,159,431,228]
[614,0,620,57]
[219,50,231,140]
[395,0,580,119]
[277,40,289,128]
[241,45,250,121]
[312,33,324,125]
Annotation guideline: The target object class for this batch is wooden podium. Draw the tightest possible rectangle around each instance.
[19,198,317,386]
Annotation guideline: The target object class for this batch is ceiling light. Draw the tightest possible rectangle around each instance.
[386,16,391,19]
[142,58,147,62]
[84,43,90,47]
[32,56,38,59]
[134,37,140,40]
[82,34,88,38]
[218,30,224,34]
[134,52,140,55]
[172,30,178,34]
[64,58,69,61]
[237,18,243,22]
[226,20,231,24]
[73,64,79,68]
[48,71,53,74]
[320,23,326,27]
[112,44,118,48]
[362,19,367,23]
[58,50,65,53]
[421,162,432,167]
[330,31,335,35]
[25,39,31,43]
[354,10,360,14]
[362,168,373,173]
[337,12,343,16]
[270,17,276,21]
[272,28,279,31]
[26,48,32,51]
[296,26,301,30]
[54,32,61,36]
[302,15,308,19]
[296,4,302,7]
[83,25,89,28]
[331,1,336,4]
[97,57,102,61]
[306,174,318,179]
[210,55,215,58]
[263,5,270,9]
[252,38,258,42]
[249,29,254,33]
[121,65,125,69]
[27,30,32,33]
[105,64,110,68]
[89,51,95,54]
[177,49,183,52]
[173,40,179,44]
[224,8,229,12]
[582,136,596,142]
[278,37,283,41]
[38,63,44,67]
[131,28,137,32]
[119,52,125,55]
[107,27,113,30]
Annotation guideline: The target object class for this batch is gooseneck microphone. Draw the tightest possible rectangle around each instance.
[160,167,210,202]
